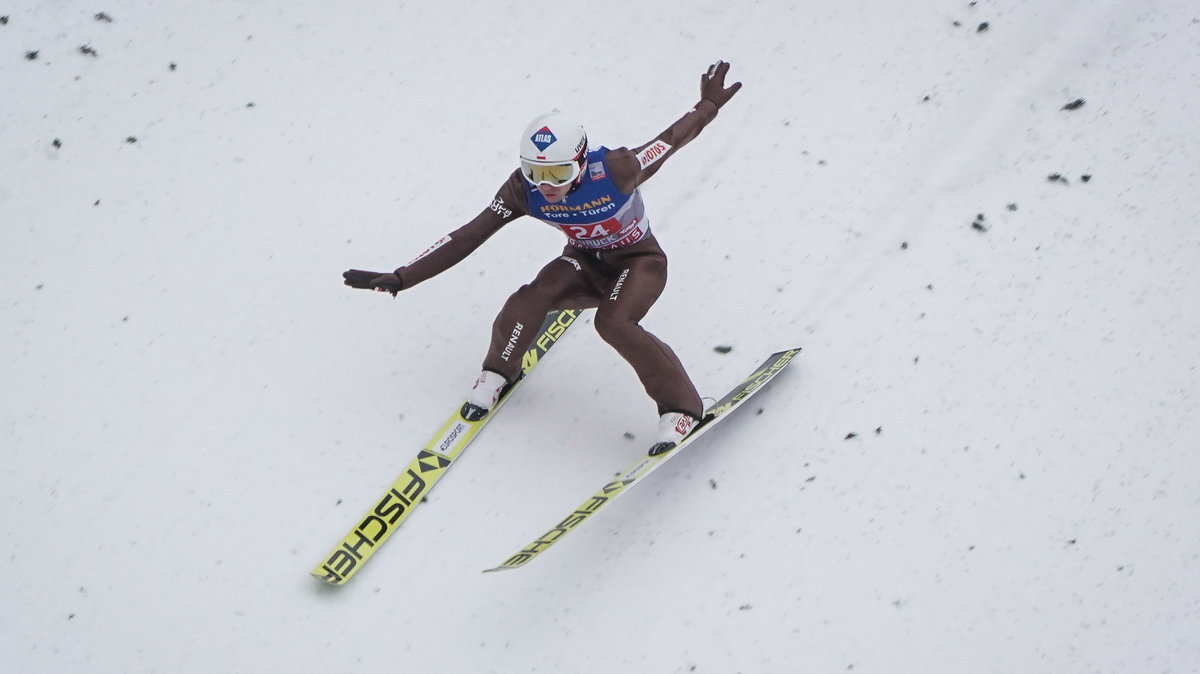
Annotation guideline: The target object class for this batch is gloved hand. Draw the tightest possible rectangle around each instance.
[343,269,403,296]
[700,60,742,109]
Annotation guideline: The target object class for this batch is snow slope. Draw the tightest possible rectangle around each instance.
[3,1,1198,672]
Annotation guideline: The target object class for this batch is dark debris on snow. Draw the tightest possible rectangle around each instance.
[972,213,988,232]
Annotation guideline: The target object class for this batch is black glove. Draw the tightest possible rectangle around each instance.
[700,60,742,109]
[343,269,403,296]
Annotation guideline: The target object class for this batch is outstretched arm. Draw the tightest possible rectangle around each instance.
[343,171,529,296]
[609,60,743,191]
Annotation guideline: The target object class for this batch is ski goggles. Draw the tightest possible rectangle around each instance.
[520,159,583,187]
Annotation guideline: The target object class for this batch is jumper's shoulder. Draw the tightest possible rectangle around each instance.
[603,147,640,193]
[490,169,532,220]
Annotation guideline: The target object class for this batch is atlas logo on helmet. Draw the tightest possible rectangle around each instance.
[531,126,557,153]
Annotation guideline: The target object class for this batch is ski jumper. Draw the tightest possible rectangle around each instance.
[393,100,724,419]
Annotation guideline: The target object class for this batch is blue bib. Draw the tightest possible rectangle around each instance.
[526,148,650,250]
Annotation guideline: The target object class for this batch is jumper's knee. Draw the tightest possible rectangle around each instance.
[594,313,640,347]
[506,282,555,309]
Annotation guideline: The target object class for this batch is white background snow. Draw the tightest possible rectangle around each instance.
[3,0,1198,672]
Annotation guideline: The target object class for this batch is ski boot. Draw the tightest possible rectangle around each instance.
[460,370,508,422]
[648,412,697,456]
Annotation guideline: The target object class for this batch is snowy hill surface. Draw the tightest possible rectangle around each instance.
[3,1,1198,672]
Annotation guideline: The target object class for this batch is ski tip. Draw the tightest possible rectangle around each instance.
[483,559,529,573]
[310,569,350,586]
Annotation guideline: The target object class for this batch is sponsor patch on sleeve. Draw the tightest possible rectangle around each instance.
[489,196,514,219]
[636,140,673,169]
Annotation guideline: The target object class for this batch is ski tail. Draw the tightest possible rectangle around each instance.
[311,309,580,586]
[484,347,800,573]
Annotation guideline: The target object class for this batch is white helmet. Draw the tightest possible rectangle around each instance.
[519,112,588,187]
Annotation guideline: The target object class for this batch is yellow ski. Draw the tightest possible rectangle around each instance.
[311,309,579,585]
[484,348,800,573]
